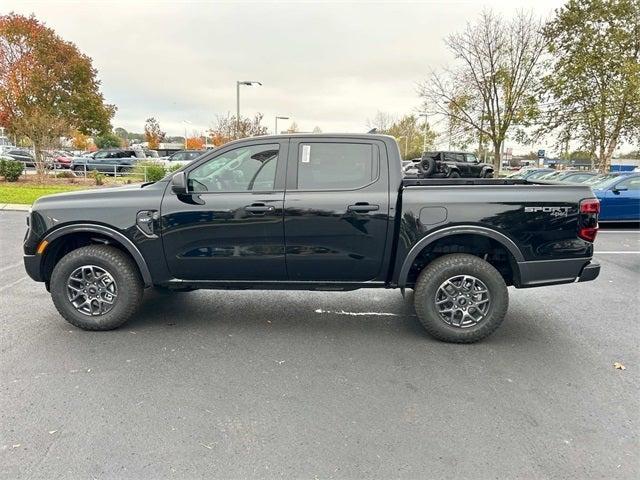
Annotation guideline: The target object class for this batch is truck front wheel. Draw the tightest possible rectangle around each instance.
[50,245,143,331]
[413,254,508,343]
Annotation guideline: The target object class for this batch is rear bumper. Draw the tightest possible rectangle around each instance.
[516,258,600,288]
[577,261,600,282]
[23,254,43,282]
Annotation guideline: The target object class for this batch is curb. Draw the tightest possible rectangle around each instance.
[0,204,31,212]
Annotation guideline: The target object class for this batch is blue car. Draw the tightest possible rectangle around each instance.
[588,173,640,222]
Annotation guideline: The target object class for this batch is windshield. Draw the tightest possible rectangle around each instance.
[585,174,625,189]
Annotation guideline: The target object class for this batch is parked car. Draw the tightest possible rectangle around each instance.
[159,150,204,168]
[71,148,147,173]
[45,150,74,169]
[539,170,599,183]
[590,173,640,222]
[5,149,35,166]
[507,168,554,180]
[406,151,494,178]
[24,134,601,344]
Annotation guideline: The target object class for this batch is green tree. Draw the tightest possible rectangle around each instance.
[0,14,114,177]
[384,114,437,160]
[94,132,122,149]
[419,10,547,169]
[542,0,640,172]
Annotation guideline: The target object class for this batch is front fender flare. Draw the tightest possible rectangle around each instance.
[397,225,525,288]
[42,223,153,287]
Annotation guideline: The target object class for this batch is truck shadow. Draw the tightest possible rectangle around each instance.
[123,289,546,345]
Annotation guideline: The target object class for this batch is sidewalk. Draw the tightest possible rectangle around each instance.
[0,203,31,211]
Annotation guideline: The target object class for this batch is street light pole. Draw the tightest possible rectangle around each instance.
[182,120,192,149]
[418,113,429,153]
[275,116,289,135]
[236,80,262,138]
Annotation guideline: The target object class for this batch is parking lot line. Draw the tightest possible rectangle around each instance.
[0,261,23,273]
[594,251,640,254]
[0,276,28,293]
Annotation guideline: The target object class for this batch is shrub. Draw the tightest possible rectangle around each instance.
[55,171,75,178]
[167,163,182,173]
[135,161,166,182]
[90,169,105,186]
[0,158,24,182]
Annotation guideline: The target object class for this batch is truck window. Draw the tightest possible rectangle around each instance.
[296,143,377,190]
[465,154,477,163]
[188,144,279,193]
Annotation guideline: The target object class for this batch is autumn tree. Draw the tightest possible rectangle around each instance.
[419,10,547,169]
[71,130,91,151]
[185,137,205,149]
[379,114,437,160]
[208,113,268,146]
[0,14,114,176]
[541,0,640,172]
[144,117,165,149]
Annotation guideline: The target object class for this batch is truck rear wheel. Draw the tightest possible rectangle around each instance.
[50,245,143,331]
[413,254,508,343]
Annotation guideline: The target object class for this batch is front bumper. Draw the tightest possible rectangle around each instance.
[516,258,600,288]
[23,254,43,282]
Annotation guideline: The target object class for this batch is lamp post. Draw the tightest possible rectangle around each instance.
[397,135,408,158]
[418,113,429,153]
[182,120,192,149]
[236,80,262,138]
[275,116,289,135]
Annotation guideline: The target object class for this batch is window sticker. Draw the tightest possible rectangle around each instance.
[301,144,311,163]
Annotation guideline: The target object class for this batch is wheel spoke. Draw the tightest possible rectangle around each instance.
[435,274,491,329]
[67,265,118,317]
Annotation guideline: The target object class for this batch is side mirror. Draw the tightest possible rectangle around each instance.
[612,186,628,194]
[171,171,187,194]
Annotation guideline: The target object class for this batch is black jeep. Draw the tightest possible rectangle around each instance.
[406,151,494,178]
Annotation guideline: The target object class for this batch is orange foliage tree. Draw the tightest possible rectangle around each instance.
[185,137,205,149]
[144,117,165,149]
[0,14,114,176]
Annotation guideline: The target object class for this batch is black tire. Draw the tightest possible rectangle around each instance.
[417,156,436,176]
[484,170,494,178]
[413,254,508,343]
[50,245,143,331]
[448,170,461,178]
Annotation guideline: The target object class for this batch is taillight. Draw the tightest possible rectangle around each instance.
[578,198,599,242]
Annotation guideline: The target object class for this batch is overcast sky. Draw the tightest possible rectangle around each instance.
[4,0,564,148]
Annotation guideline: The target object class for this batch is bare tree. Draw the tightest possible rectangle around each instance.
[366,111,395,133]
[419,10,547,169]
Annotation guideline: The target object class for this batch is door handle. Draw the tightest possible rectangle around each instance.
[245,203,275,214]
[347,203,379,213]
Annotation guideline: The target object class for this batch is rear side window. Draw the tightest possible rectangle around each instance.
[296,143,378,190]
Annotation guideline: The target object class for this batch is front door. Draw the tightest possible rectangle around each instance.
[606,176,640,221]
[161,140,288,280]
[283,139,390,282]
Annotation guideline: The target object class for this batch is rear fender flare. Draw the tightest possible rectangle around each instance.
[42,223,152,286]
[397,225,525,288]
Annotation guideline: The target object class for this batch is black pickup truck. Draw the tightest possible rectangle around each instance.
[23,134,600,343]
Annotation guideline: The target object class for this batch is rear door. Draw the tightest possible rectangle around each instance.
[283,138,390,281]
[161,139,288,280]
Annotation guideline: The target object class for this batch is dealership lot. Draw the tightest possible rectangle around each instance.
[1,210,638,479]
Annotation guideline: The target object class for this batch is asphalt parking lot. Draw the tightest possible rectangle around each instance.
[1,210,638,479]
